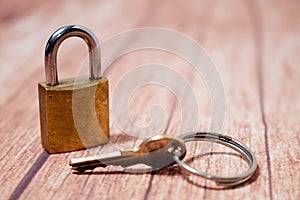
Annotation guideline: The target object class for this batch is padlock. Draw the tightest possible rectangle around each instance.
[38,25,109,153]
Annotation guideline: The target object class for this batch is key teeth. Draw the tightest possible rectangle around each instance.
[74,168,86,173]
[72,167,97,173]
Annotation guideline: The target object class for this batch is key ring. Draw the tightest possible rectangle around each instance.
[174,132,257,187]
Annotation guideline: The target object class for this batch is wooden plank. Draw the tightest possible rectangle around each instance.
[259,1,300,199]
[0,28,47,199]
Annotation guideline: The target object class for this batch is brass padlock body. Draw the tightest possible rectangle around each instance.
[39,77,109,153]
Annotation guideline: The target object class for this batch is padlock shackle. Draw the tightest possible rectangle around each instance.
[45,25,101,86]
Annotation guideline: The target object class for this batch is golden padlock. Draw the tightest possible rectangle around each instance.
[38,25,109,153]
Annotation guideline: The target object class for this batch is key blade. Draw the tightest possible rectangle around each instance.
[70,156,106,172]
[69,153,144,172]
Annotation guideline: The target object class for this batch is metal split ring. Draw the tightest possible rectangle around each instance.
[174,132,257,187]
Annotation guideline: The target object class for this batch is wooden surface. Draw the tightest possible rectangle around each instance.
[1,0,300,199]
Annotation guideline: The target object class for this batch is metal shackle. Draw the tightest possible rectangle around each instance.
[45,25,101,85]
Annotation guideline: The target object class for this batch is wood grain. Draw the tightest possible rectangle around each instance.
[0,0,299,199]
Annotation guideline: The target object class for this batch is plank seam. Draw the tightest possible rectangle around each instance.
[8,151,49,200]
[143,171,156,200]
[246,0,273,199]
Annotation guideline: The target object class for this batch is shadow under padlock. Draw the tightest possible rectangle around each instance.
[38,25,109,153]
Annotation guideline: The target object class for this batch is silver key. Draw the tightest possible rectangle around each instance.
[69,135,186,172]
